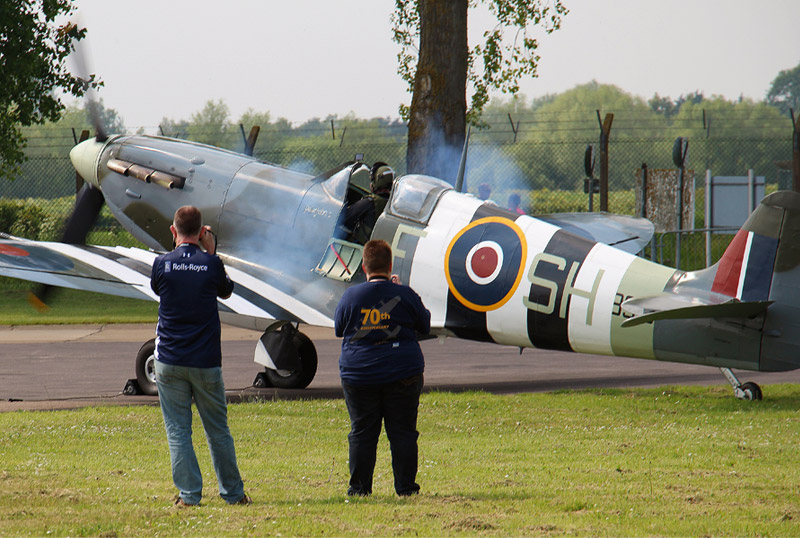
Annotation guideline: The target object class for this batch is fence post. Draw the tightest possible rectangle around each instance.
[792,109,800,192]
[705,169,712,267]
[747,169,755,214]
[239,124,260,156]
[639,163,647,218]
[596,111,613,212]
[507,113,519,144]
[672,137,689,270]
[583,144,597,211]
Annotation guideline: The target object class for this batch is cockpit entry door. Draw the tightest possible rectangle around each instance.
[308,163,366,281]
[315,238,363,281]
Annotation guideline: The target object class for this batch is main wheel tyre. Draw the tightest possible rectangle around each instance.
[135,339,158,396]
[264,332,318,389]
[740,381,762,401]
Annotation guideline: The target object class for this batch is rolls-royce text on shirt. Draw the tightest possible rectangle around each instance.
[150,243,234,368]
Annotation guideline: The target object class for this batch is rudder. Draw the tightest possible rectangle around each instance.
[731,191,800,371]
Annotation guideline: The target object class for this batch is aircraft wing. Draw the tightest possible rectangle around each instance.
[0,234,333,326]
[537,212,654,254]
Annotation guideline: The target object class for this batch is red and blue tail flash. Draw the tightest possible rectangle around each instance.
[711,229,779,301]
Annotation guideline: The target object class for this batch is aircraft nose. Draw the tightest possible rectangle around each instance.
[69,138,107,189]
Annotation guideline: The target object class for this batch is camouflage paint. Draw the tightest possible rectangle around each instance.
[609,257,677,359]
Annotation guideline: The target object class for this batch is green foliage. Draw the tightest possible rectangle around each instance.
[0,288,157,324]
[391,0,568,121]
[767,61,800,117]
[0,196,141,248]
[186,99,232,147]
[0,199,46,238]
[0,0,99,179]
[648,91,704,119]
[674,97,786,177]
[8,203,45,238]
[20,101,125,158]
[0,199,21,232]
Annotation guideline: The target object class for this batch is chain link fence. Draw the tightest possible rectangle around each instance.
[2,113,795,291]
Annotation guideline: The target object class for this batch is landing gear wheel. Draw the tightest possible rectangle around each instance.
[739,381,762,401]
[135,338,158,396]
[720,368,763,401]
[265,332,318,389]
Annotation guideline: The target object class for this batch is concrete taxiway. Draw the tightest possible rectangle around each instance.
[2,323,799,412]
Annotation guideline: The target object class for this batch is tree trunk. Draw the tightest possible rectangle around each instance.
[406,0,468,182]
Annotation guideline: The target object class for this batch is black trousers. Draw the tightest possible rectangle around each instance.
[342,373,423,495]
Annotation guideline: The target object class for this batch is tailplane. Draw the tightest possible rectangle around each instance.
[622,190,800,371]
[706,191,800,371]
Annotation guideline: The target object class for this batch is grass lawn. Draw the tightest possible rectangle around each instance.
[0,288,157,325]
[1,386,799,537]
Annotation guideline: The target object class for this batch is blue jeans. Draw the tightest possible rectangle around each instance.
[155,361,245,504]
[342,373,423,496]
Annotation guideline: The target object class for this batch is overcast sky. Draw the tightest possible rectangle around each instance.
[70,0,800,131]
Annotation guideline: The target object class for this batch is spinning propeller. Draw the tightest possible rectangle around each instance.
[28,24,108,311]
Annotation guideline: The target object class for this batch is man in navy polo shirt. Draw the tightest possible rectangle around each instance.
[335,239,431,496]
[150,205,250,506]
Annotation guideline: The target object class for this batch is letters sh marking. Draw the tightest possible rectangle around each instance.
[522,253,605,325]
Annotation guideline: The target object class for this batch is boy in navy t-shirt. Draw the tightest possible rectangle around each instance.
[335,239,431,496]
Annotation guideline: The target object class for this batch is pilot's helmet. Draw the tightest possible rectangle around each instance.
[370,162,395,193]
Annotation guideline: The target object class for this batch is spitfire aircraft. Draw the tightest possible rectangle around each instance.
[1,130,798,400]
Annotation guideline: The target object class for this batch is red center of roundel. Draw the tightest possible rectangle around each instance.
[0,244,29,257]
[470,246,498,278]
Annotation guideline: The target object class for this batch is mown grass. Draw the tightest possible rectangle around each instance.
[1,386,799,537]
[0,288,157,324]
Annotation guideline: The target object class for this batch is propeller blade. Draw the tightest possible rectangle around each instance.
[68,19,107,142]
[27,183,105,310]
[62,183,105,245]
[27,288,51,312]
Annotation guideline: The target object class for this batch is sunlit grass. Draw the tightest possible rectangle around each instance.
[1,386,799,537]
[0,288,157,325]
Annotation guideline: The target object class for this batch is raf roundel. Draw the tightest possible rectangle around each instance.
[0,242,74,272]
[445,217,527,312]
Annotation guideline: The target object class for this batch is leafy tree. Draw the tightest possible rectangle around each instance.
[649,91,704,120]
[392,0,567,180]
[508,82,660,190]
[158,117,190,139]
[648,93,679,119]
[21,100,125,157]
[767,62,800,117]
[0,0,98,179]
[673,97,785,176]
[186,99,232,147]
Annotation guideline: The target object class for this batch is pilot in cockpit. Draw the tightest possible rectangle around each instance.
[343,162,395,244]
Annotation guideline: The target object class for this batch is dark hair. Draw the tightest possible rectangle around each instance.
[362,239,392,275]
[173,206,202,236]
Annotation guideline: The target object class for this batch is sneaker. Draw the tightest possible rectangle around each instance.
[232,494,252,505]
[174,497,197,507]
[347,488,371,497]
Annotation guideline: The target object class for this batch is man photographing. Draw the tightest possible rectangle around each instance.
[150,205,250,506]
[335,239,431,496]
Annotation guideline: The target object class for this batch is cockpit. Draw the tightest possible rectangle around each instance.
[312,161,452,281]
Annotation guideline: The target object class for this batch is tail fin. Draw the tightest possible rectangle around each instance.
[711,191,800,301]
[717,191,800,371]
